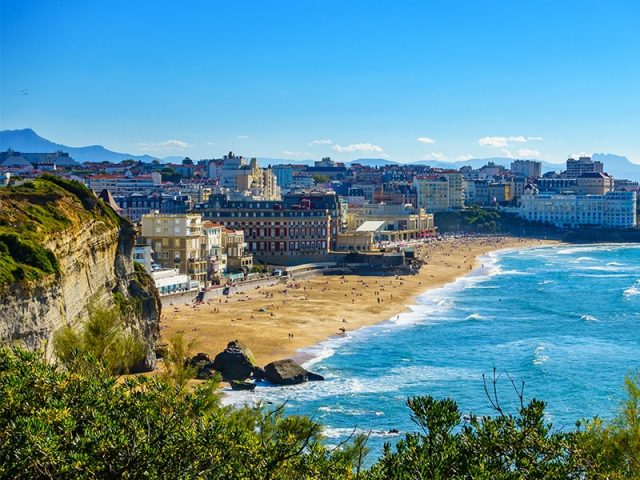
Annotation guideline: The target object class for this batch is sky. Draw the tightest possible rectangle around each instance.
[1,0,639,164]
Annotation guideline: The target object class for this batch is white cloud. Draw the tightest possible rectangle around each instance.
[206,142,216,146]
[509,135,543,143]
[516,149,541,158]
[416,137,436,144]
[421,152,446,161]
[333,143,384,153]
[237,135,249,139]
[479,135,543,148]
[456,154,474,161]
[479,136,509,148]
[308,139,332,145]
[501,149,515,158]
[134,139,191,151]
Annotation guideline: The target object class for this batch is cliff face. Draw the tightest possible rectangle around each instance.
[0,177,160,371]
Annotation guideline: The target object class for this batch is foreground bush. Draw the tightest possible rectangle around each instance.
[0,348,638,479]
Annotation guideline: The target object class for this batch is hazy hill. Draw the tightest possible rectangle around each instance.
[0,129,158,163]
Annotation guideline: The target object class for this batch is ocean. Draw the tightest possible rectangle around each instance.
[224,243,640,460]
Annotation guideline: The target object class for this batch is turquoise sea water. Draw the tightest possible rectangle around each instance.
[224,243,640,460]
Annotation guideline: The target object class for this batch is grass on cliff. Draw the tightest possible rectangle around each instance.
[0,175,122,288]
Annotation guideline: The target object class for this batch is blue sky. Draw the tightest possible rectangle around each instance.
[1,0,639,164]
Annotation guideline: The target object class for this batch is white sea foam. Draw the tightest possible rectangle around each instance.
[580,314,599,322]
[465,313,487,321]
[539,279,554,285]
[572,256,596,263]
[576,265,636,273]
[322,426,401,439]
[533,343,549,365]
[555,244,640,255]
[624,280,640,298]
[318,405,384,416]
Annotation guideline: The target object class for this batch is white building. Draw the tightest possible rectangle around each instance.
[133,245,200,296]
[519,191,636,228]
[151,269,199,296]
[89,171,162,194]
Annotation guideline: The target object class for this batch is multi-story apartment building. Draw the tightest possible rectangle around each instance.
[518,191,636,229]
[413,173,464,212]
[564,156,604,178]
[413,176,450,212]
[510,160,542,179]
[272,165,293,188]
[440,172,465,209]
[223,229,253,273]
[140,213,208,285]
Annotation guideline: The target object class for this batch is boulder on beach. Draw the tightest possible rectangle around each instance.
[212,340,257,381]
[188,352,217,380]
[263,359,324,385]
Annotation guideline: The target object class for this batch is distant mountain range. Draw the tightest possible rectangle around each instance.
[0,128,158,163]
[2,128,639,181]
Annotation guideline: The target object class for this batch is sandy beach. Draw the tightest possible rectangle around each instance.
[160,236,559,368]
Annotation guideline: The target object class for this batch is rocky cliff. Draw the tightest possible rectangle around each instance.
[0,176,160,371]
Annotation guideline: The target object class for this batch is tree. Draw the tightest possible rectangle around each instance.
[312,174,329,185]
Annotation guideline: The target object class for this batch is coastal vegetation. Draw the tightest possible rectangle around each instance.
[0,175,121,289]
[53,305,145,375]
[1,344,638,479]
[434,206,555,236]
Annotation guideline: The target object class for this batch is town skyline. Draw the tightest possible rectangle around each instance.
[1,1,639,164]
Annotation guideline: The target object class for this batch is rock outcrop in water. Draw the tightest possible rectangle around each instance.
[263,359,325,385]
[0,176,160,371]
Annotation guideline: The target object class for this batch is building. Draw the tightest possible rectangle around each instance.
[536,177,578,194]
[614,179,640,191]
[223,229,253,273]
[272,165,293,188]
[133,245,200,296]
[518,191,636,229]
[112,192,192,222]
[511,160,542,178]
[575,172,614,195]
[88,172,162,194]
[194,194,333,263]
[413,173,464,213]
[336,203,436,251]
[346,203,434,237]
[306,157,348,180]
[564,156,604,178]
[0,150,78,168]
[140,213,208,285]
[215,152,280,199]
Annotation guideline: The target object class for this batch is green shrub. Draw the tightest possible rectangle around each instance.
[54,305,145,375]
[0,232,59,278]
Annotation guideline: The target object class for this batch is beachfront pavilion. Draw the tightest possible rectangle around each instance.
[335,220,436,251]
